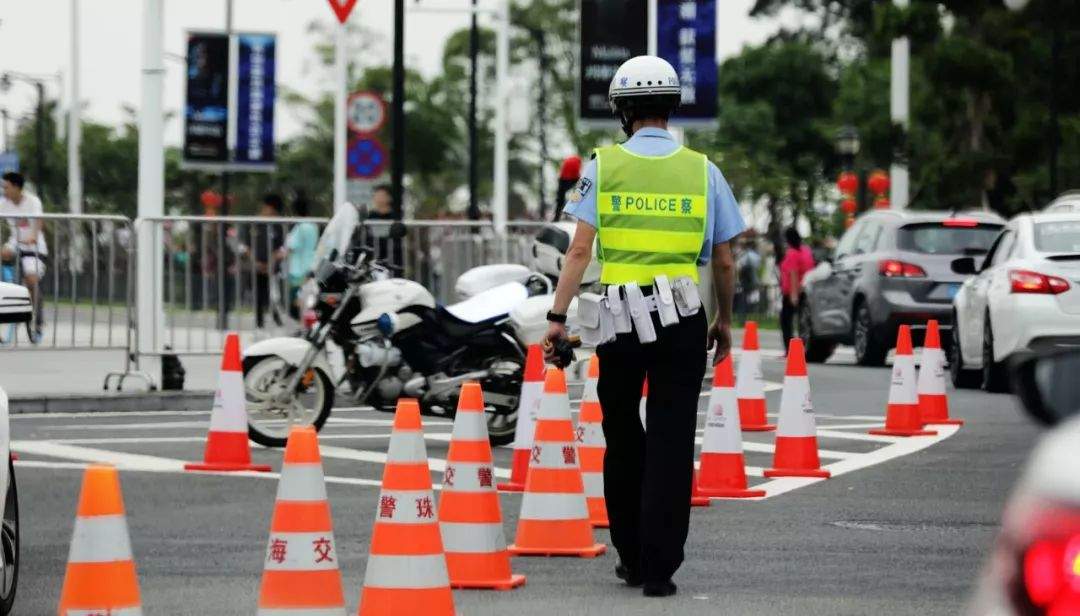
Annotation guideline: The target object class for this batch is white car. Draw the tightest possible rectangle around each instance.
[950,212,1080,392]
[1045,190,1080,214]
[0,282,31,325]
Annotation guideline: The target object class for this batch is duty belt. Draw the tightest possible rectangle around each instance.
[577,274,702,346]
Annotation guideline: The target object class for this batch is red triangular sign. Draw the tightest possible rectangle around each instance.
[328,0,358,24]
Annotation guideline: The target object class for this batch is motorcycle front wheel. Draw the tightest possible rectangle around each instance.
[0,459,18,615]
[243,356,335,448]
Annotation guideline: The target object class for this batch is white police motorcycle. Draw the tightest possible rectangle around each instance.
[241,206,572,448]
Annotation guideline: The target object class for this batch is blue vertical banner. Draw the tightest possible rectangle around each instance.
[183,32,230,163]
[236,33,276,167]
[657,0,717,125]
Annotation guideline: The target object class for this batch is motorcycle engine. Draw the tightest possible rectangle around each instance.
[377,376,404,401]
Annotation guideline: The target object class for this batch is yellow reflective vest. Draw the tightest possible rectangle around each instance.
[594,144,708,285]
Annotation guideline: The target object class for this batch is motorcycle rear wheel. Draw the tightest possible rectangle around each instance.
[243,356,335,448]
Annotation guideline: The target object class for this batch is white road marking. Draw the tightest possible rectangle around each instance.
[814,422,886,430]
[816,429,902,443]
[313,444,512,479]
[11,441,185,471]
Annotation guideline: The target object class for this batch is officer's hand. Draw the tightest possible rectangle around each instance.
[708,320,732,364]
[543,322,568,364]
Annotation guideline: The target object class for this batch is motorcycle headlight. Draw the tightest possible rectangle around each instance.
[376,312,398,336]
[305,293,317,309]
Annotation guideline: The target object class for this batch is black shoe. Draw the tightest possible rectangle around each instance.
[615,562,643,587]
[643,580,677,598]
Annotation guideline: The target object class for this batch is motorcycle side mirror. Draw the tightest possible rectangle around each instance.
[1010,350,1080,427]
[951,256,976,275]
[389,221,407,240]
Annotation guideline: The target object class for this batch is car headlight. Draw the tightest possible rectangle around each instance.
[376,312,399,336]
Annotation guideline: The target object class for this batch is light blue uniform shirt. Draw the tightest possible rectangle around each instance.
[563,127,746,264]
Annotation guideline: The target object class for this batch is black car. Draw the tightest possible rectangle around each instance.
[799,209,1004,365]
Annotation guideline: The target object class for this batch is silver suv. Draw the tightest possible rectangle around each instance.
[800,209,1004,365]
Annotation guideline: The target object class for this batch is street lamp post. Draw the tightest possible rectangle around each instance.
[890,0,910,210]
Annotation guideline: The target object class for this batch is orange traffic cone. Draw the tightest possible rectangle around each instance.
[764,339,831,479]
[509,368,606,558]
[870,326,937,437]
[498,344,545,492]
[358,399,456,616]
[186,333,271,472]
[577,356,608,528]
[258,426,346,615]
[736,322,775,431]
[641,378,710,507]
[439,382,526,590]
[919,320,963,426]
[57,465,142,616]
[698,355,766,498]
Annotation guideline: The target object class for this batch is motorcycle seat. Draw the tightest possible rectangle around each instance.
[432,305,505,339]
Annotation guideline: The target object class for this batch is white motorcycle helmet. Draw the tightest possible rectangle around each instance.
[608,55,682,137]
[531,222,600,285]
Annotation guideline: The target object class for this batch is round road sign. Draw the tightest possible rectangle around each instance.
[347,137,388,179]
[347,91,387,135]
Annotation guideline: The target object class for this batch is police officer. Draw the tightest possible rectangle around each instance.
[543,56,745,597]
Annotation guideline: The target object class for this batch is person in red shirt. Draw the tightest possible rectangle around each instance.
[779,227,815,351]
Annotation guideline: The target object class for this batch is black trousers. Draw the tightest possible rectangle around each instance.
[596,309,707,583]
[780,296,796,351]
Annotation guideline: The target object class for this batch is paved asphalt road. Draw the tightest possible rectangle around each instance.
[8,336,1044,615]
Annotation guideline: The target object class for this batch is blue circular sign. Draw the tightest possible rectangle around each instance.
[347,137,387,179]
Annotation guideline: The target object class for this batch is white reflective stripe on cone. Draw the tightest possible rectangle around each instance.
[451,413,489,442]
[537,390,572,422]
[582,375,598,403]
[65,608,144,616]
[529,439,581,470]
[735,351,765,398]
[68,514,134,563]
[374,489,440,523]
[775,376,817,438]
[209,371,248,433]
[363,554,450,588]
[277,464,329,502]
[511,382,543,449]
[442,462,496,492]
[581,472,604,497]
[578,423,605,447]
[440,521,507,553]
[889,356,918,404]
[386,431,427,463]
[917,348,947,395]
[257,608,348,616]
[702,386,743,454]
[520,492,589,520]
[263,532,340,571]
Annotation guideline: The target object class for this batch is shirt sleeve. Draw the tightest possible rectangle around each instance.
[708,163,746,245]
[561,159,598,229]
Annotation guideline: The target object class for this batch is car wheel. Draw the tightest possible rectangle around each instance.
[799,300,835,363]
[853,302,887,366]
[982,316,1009,393]
[949,314,981,389]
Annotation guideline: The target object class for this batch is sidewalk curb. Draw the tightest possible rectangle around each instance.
[8,391,215,414]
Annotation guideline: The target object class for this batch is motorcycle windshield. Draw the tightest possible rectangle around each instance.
[313,204,360,265]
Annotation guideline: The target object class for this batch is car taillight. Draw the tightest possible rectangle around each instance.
[879,259,927,278]
[942,218,979,227]
[1009,269,1071,295]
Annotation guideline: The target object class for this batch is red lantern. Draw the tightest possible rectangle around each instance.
[874,196,891,210]
[837,172,858,196]
[868,170,890,196]
[841,199,857,215]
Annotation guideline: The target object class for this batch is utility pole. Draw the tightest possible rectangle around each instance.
[68,0,82,213]
[333,8,347,212]
[391,0,405,219]
[889,0,910,210]
[492,0,509,236]
[467,0,479,221]
[137,0,166,383]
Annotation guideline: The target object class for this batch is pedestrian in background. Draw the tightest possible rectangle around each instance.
[365,184,403,268]
[545,56,744,598]
[552,154,581,221]
[779,226,815,350]
[0,172,48,342]
[251,194,285,328]
[285,192,319,319]
[736,236,762,320]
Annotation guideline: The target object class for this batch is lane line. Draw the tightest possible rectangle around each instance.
[316,445,512,479]
[816,429,903,443]
[11,441,185,471]
[693,436,853,460]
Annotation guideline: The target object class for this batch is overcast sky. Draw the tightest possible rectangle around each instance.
[0,0,795,149]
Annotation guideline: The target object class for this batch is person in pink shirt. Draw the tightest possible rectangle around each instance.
[779,227,815,351]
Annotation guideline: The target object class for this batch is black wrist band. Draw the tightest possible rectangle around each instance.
[546,311,567,324]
